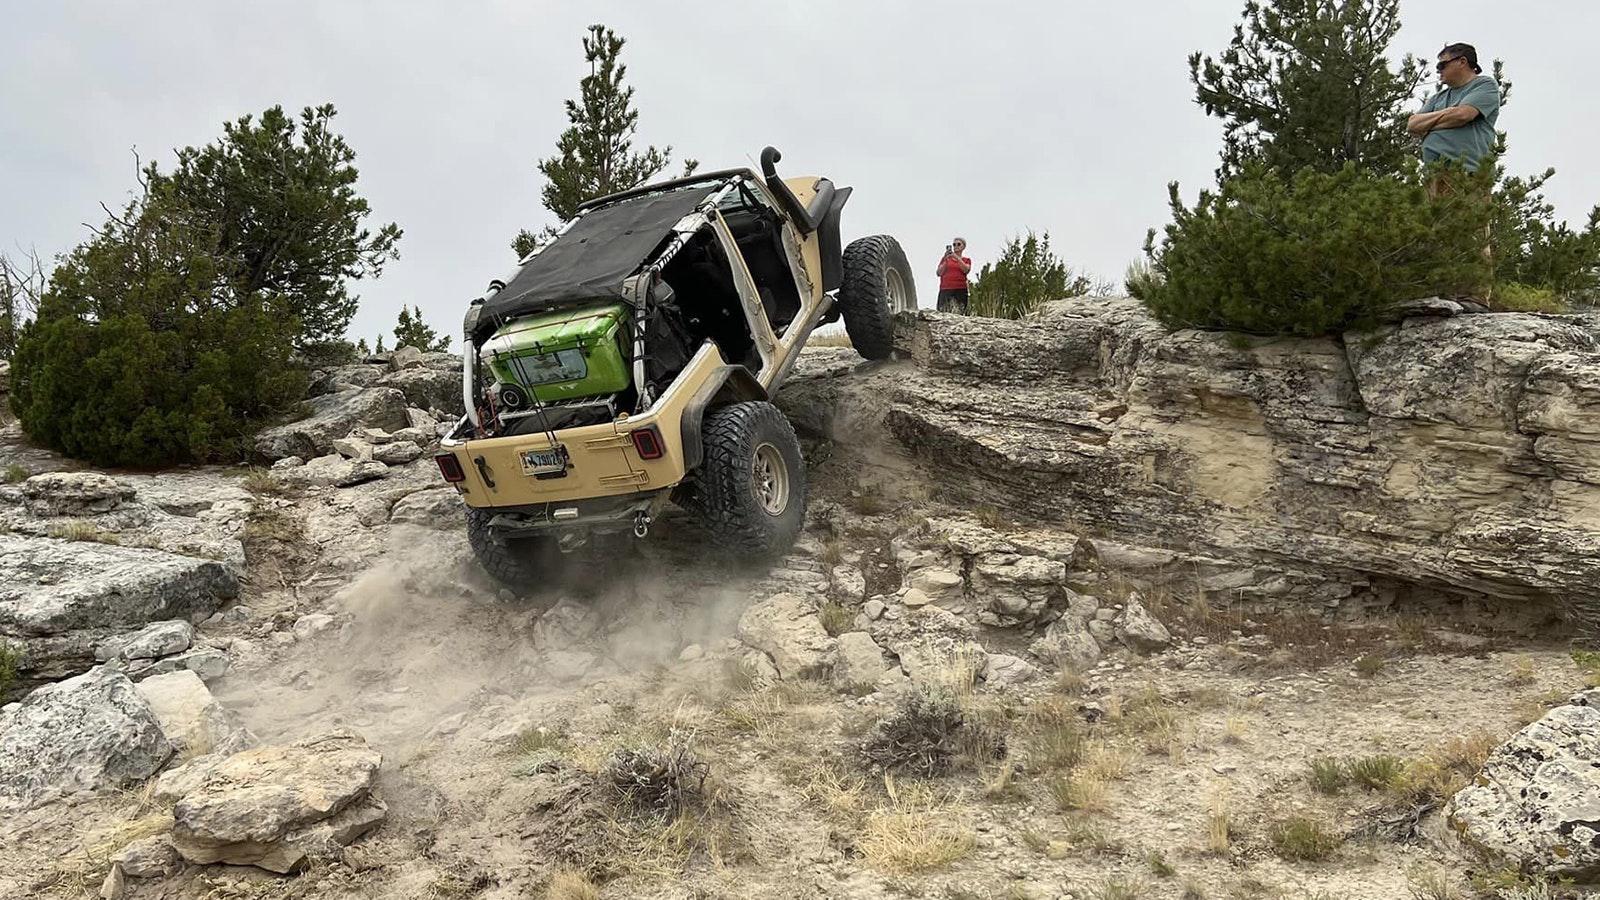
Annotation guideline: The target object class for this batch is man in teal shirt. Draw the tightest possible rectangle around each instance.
[1408,42,1501,171]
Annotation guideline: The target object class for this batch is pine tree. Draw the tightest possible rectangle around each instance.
[392,304,451,352]
[968,232,1090,320]
[1190,0,1428,177]
[513,24,696,257]
[156,104,402,346]
[356,337,371,356]
[374,334,387,354]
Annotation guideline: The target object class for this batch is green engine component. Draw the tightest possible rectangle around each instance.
[481,303,633,403]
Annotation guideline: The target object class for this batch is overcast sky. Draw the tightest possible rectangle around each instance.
[4,1,1596,347]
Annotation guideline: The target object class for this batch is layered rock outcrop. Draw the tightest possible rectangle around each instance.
[783,300,1600,622]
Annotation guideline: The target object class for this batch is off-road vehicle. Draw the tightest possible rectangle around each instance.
[434,147,915,586]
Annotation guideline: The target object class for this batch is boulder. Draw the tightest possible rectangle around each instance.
[331,437,375,461]
[867,605,987,685]
[372,440,425,466]
[170,730,385,874]
[983,653,1038,687]
[406,407,439,431]
[292,613,338,641]
[95,620,194,662]
[390,488,462,528]
[376,366,461,416]
[1115,595,1172,653]
[737,593,836,680]
[20,472,135,517]
[280,454,390,488]
[832,632,895,692]
[387,346,425,371]
[0,534,238,681]
[1449,696,1600,880]
[134,670,254,758]
[125,647,230,683]
[907,568,964,599]
[0,667,171,811]
[830,565,867,602]
[114,835,182,878]
[969,553,1066,624]
[1028,615,1102,671]
[253,387,409,461]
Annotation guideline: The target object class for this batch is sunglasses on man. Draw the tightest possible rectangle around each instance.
[1435,56,1463,71]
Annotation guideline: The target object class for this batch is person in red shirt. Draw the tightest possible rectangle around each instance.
[936,237,972,314]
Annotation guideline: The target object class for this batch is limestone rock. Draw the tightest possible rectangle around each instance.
[737,593,836,680]
[390,488,462,528]
[280,454,390,488]
[170,730,384,874]
[126,647,230,683]
[21,471,136,517]
[406,407,439,431]
[387,346,425,371]
[1029,615,1102,671]
[0,534,237,681]
[135,670,254,759]
[983,653,1038,687]
[96,620,194,662]
[1449,701,1600,879]
[376,366,460,415]
[253,387,409,462]
[779,299,1600,620]
[867,605,986,684]
[372,440,425,466]
[0,667,171,811]
[907,568,964,599]
[1115,596,1172,653]
[833,632,894,692]
[830,565,867,602]
[331,437,374,461]
[114,835,182,878]
[292,613,338,641]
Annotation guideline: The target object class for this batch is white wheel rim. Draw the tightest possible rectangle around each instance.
[753,442,789,516]
[885,267,912,314]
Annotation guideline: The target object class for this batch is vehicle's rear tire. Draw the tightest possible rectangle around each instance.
[838,235,916,361]
[682,401,806,556]
[464,505,559,590]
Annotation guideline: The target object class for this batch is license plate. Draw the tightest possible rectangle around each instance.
[520,446,568,475]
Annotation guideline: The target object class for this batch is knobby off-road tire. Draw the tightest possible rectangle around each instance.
[838,234,916,361]
[683,401,806,556]
[464,505,558,591]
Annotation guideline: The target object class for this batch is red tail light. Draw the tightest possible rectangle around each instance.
[435,453,466,483]
[630,426,664,460]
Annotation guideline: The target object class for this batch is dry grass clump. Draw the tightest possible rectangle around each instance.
[602,733,710,818]
[863,683,1006,777]
[1506,656,1538,686]
[47,520,120,544]
[241,466,292,496]
[543,869,600,900]
[857,775,977,874]
[0,641,21,703]
[1406,865,1466,900]
[2,463,27,484]
[1095,876,1148,900]
[818,600,855,637]
[1026,697,1087,771]
[1204,791,1232,854]
[1268,816,1341,862]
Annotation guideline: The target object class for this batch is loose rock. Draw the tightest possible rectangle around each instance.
[737,593,836,680]
[170,730,385,874]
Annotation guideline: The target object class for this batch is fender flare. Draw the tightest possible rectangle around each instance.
[679,365,768,472]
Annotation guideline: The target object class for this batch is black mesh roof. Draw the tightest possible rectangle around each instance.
[476,185,717,340]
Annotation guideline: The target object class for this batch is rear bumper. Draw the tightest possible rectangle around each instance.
[483,490,670,536]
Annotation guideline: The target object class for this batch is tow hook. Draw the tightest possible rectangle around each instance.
[633,512,652,539]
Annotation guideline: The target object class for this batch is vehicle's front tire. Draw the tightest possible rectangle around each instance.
[838,235,916,361]
[683,401,806,556]
[464,505,559,590]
